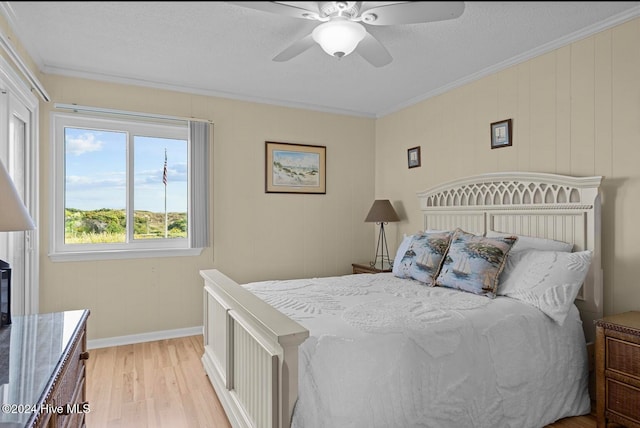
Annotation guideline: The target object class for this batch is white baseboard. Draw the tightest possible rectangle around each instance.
[87,325,203,349]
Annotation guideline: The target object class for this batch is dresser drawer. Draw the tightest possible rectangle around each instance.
[606,337,640,380]
[59,376,86,428]
[48,329,87,427]
[54,331,85,404]
[606,378,640,422]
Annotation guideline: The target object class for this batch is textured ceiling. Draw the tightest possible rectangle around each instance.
[3,1,640,117]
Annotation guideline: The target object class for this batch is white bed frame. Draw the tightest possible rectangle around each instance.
[201,171,603,428]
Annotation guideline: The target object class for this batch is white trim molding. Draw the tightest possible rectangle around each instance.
[0,25,49,102]
[87,325,203,350]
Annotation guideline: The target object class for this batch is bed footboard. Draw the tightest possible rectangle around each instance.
[201,269,309,428]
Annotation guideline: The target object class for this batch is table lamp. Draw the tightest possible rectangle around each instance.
[0,159,35,327]
[365,199,399,269]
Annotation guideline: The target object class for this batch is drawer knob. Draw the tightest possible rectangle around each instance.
[79,351,90,360]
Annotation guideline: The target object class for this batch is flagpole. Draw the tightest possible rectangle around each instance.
[164,148,168,238]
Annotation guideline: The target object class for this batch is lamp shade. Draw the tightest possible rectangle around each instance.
[312,19,366,58]
[0,159,35,231]
[365,200,399,223]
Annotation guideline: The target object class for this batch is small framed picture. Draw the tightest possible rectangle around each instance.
[407,146,421,168]
[490,119,512,149]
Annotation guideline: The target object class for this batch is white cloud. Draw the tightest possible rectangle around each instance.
[66,133,103,155]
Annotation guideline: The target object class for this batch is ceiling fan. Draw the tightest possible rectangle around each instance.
[228,2,465,67]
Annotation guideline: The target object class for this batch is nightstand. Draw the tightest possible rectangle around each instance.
[595,311,640,428]
[352,263,392,274]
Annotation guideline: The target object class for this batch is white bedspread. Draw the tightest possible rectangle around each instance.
[244,273,590,428]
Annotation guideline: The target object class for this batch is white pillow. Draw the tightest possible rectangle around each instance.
[486,231,573,252]
[498,249,592,324]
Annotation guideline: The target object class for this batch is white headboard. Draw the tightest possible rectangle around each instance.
[417,171,603,343]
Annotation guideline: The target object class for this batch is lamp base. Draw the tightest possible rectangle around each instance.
[370,223,394,271]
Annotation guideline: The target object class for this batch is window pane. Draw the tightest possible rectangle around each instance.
[133,136,188,240]
[64,127,127,244]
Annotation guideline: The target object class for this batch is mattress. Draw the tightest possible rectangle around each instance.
[244,272,590,428]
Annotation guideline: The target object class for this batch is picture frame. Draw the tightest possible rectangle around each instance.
[265,141,326,194]
[490,119,512,149]
[407,146,421,169]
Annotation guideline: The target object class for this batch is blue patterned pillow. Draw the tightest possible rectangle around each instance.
[435,228,517,298]
[395,231,453,285]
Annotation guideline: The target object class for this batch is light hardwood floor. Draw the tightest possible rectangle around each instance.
[85,335,231,428]
[86,335,597,428]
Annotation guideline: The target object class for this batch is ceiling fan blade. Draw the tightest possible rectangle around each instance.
[226,2,320,20]
[273,34,316,62]
[355,32,392,67]
[360,1,465,25]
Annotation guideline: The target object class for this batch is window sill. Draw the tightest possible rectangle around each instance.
[48,247,204,262]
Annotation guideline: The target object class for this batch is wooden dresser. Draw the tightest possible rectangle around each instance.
[595,311,640,428]
[0,310,90,428]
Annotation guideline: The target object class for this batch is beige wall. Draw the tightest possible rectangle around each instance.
[39,76,376,340]
[375,17,640,318]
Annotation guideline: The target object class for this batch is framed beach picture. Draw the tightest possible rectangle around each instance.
[490,119,512,149]
[265,141,326,194]
[407,146,421,168]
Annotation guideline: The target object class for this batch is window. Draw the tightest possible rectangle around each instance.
[50,112,209,261]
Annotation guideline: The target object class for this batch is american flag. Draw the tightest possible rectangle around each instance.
[163,149,167,186]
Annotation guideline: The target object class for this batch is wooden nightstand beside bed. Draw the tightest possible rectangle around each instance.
[596,311,640,428]
[351,262,392,274]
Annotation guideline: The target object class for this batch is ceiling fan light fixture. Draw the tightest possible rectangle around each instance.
[362,13,377,23]
[312,19,366,58]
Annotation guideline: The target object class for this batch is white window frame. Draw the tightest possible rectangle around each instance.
[49,112,203,262]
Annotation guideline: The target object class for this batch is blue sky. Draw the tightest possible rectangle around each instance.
[274,150,319,169]
[65,128,188,213]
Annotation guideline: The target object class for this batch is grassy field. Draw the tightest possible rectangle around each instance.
[65,208,187,244]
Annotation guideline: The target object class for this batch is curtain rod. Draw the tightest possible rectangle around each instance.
[54,103,213,124]
[0,29,50,102]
